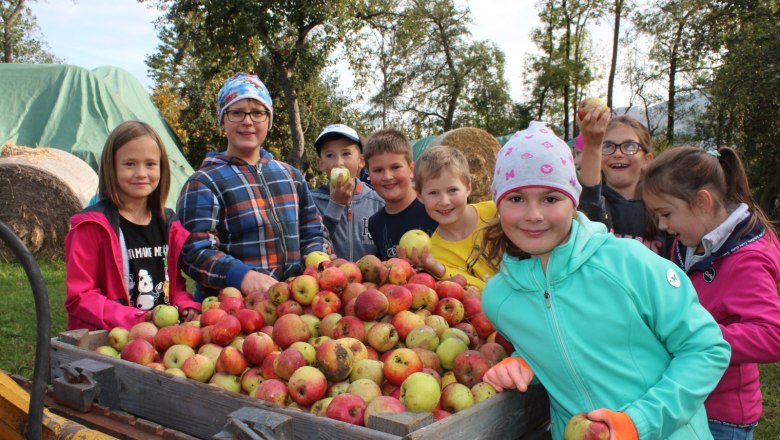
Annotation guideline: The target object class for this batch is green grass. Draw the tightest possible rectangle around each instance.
[1,260,779,437]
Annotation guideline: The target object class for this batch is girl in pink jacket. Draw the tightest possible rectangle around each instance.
[65,121,200,331]
[641,146,780,439]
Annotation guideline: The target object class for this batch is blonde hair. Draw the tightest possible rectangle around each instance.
[98,121,170,217]
[363,128,413,165]
[413,145,471,193]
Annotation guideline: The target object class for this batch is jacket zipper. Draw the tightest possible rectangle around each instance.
[347,202,353,261]
[542,256,596,410]
[255,163,287,273]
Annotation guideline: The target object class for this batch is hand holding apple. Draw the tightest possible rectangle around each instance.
[577,97,608,122]
[563,413,610,440]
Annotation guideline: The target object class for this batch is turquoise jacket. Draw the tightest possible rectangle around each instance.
[482,213,730,440]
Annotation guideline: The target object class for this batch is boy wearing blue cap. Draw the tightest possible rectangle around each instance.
[311,124,385,261]
[177,73,331,300]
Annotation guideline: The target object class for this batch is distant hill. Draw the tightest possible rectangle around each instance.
[613,92,709,138]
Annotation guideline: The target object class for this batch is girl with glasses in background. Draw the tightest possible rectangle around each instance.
[577,111,675,259]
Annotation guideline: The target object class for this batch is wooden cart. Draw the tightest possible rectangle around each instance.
[50,330,550,440]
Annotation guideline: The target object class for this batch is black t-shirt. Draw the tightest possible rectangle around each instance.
[120,212,168,310]
[368,199,438,260]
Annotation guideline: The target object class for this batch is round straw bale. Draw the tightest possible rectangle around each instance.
[430,127,501,202]
[0,143,98,261]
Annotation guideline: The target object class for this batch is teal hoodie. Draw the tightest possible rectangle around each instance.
[482,213,730,439]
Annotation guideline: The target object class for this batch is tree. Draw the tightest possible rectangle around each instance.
[696,0,780,217]
[1,0,59,63]
[145,0,369,172]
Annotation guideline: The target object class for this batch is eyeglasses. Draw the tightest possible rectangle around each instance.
[225,110,270,123]
[602,141,643,155]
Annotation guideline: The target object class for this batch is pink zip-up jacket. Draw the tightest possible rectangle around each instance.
[676,220,780,424]
[64,202,200,331]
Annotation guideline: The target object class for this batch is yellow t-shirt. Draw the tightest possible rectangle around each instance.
[430,200,497,289]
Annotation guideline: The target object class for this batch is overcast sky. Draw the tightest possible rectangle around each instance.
[29,1,626,106]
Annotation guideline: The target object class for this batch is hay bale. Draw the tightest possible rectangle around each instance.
[0,143,98,261]
[429,127,501,202]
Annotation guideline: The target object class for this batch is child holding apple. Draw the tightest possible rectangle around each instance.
[577,108,675,258]
[176,73,331,300]
[365,128,437,259]
[65,121,200,331]
[480,121,730,439]
[400,145,497,289]
[311,124,385,261]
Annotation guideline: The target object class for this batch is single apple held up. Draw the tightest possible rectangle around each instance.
[330,166,350,186]
[398,229,432,258]
[563,413,611,440]
[577,97,607,121]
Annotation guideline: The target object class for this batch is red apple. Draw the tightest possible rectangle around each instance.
[391,310,425,341]
[436,280,465,301]
[315,339,354,382]
[452,350,491,388]
[384,285,413,315]
[273,347,306,380]
[471,312,496,339]
[311,290,342,318]
[379,261,408,285]
[171,323,203,348]
[454,322,479,348]
[337,337,369,363]
[242,331,275,365]
[353,289,389,321]
[363,395,406,426]
[272,313,311,349]
[216,345,248,375]
[411,347,441,373]
[383,347,423,386]
[325,394,367,426]
[332,315,365,341]
[200,307,228,327]
[288,365,328,406]
[387,258,414,280]
[342,282,367,304]
[218,286,243,301]
[219,296,244,314]
[255,378,289,406]
[275,299,303,317]
[408,272,436,290]
[335,261,362,284]
[128,321,158,345]
[261,351,281,380]
[210,314,242,346]
[318,266,348,294]
[120,338,156,365]
[252,298,278,326]
[407,283,438,312]
[153,325,177,352]
[462,297,483,320]
[319,312,342,338]
[478,342,509,366]
[434,298,465,325]
[235,309,264,334]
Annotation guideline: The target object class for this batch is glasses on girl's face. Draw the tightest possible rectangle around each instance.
[602,141,643,155]
[225,110,270,123]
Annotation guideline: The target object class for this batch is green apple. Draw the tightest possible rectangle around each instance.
[400,372,441,412]
[577,97,607,120]
[439,382,475,413]
[94,345,119,358]
[152,304,180,328]
[435,337,468,370]
[329,166,350,186]
[398,229,432,256]
[304,250,331,268]
[108,326,130,351]
[471,382,497,403]
[564,413,610,440]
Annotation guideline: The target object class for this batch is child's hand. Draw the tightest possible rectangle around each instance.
[483,356,535,392]
[180,307,201,323]
[577,105,611,153]
[240,271,277,296]
[586,409,638,440]
[329,175,355,206]
[397,245,444,278]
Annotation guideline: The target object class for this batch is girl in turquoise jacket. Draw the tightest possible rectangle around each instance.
[481,122,730,440]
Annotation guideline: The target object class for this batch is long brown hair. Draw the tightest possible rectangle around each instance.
[482,217,531,272]
[98,121,170,217]
[638,146,775,237]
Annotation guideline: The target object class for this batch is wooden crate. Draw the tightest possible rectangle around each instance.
[50,330,550,440]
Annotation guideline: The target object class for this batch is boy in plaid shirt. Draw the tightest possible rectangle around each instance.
[177,73,331,300]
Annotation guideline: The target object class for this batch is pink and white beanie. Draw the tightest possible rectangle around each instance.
[492,121,581,207]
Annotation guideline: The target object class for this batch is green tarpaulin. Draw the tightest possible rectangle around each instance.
[0,64,193,208]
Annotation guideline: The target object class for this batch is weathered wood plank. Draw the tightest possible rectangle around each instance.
[50,338,401,440]
[404,385,550,440]
[367,411,435,436]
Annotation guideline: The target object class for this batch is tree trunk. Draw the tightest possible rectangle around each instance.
[607,0,623,109]
[275,64,308,173]
[3,0,26,63]
[562,0,571,139]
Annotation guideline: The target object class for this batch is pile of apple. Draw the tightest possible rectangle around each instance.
[96,251,514,427]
